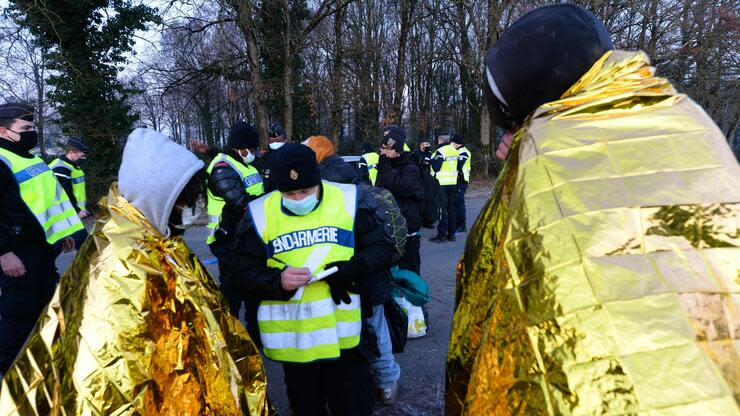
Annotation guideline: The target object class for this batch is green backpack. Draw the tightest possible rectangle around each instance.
[358,184,407,263]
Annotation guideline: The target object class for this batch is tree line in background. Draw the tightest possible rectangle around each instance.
[0,0,738,198]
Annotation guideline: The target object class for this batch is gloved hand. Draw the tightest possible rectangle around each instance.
[323,261,357,305]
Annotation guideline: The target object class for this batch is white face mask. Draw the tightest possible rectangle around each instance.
[173,204,202,229]
[269,142,285,151]
[241,149,255,164]
[282,192,319,216]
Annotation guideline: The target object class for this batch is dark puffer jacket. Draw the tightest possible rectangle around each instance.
[375,152,423,233]
[207,148,258,244]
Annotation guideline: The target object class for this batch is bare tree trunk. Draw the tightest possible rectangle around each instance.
[391,0,413,124]
[33,63,45,156]
[282,0,294,141]
[479,101,491,178]
[228,0,270,141]
[330,8,345,143]
[456,1,478,139]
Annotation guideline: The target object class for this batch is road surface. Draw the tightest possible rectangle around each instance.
[56,196,489,416]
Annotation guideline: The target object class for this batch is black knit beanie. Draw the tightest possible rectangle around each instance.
[228,121,260,149]
[270,143,322,192]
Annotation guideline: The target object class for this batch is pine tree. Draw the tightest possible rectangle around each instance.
[9,0,159,198]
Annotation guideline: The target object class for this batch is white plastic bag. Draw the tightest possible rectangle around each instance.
[395,296,427,338]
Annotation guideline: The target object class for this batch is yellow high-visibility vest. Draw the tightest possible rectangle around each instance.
[205,153,264,244]
[457,146,472,182]
[249,181,361,363]
[432,144,459,186]
[0,149,84,244]
[49,158,87,209]
[361,152,379,185]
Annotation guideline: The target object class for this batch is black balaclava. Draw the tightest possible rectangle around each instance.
[484,4,613,129]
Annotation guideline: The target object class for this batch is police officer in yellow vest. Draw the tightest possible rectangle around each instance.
[359,142,379,185]
[233,144,395,415]
[206,121,264,322]
[0,103,83,374]
[451,134,472,232]
[49,136,92,250]
[429,134,460,242]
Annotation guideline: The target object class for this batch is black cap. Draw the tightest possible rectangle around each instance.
[485,4,613,127]
[268,123,286,138]
[67,136,92,154]
[0,103,34,122]
[382,125,406,140]
[380,130,406,153]
[361,142,374,154]
[451,134,464,145]
[228,121,260,149]
[270,143,322,192]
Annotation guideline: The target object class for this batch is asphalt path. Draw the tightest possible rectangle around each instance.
[56,195,489,416]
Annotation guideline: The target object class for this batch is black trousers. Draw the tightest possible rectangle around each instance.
[437,185,458,238]
[0,239,58,374]
[398,235,421,275]
[208,240,242,318]
[456,181,468,228]
[283,349,375,416]
[208,240,262,348]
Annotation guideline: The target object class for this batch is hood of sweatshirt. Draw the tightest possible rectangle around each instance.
[118,128,204,237]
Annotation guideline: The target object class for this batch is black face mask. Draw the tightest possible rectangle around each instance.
[8,130,38,152]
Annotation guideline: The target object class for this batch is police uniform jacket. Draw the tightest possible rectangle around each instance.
[232,184,396,309]
[207,147,261,243]
[0,140,48,255]
[50,155,84,212]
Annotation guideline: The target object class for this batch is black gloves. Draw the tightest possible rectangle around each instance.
[323,260,358,305]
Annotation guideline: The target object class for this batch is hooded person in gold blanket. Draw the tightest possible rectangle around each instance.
[447,4,740,415]
[0,129,271,415]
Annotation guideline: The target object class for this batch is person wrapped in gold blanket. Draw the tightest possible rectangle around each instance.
[0,129,271,415]
[447,4,740,415]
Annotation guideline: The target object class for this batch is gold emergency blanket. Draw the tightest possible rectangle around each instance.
[0,185,271,415]
[446,51,740,415]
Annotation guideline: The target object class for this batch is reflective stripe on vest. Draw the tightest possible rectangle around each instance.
[0,149,84,244]
[205,153,264,244]
[249,180,360,363]
[433,145,459,186]
[458,146,472,182]
[361,152,379,185]
[49,158,87,208]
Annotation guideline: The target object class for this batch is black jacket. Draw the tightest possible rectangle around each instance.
[0,139,48,255]
[232,184,395,308]
[413,148,432,169]
[254,149,278,193]
[376,153,423,233]
[51,155,83,212]
[319,154,358,184]
[207,148,260,244]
